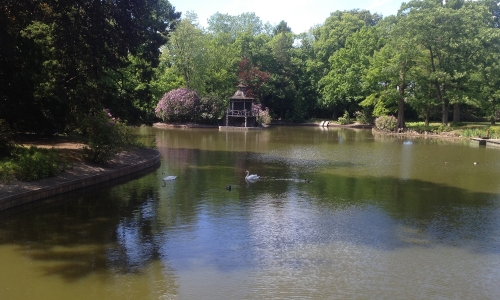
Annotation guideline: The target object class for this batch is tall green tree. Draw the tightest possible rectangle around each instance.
[313,10,382,75]
[400,0,493,124]
[167,14,207,92]
[312,10,382,118]
[319,27,382,118]
[1,0,180,132]
[362,15,427,129]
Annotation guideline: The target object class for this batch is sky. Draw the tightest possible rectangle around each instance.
[171,0,406,34]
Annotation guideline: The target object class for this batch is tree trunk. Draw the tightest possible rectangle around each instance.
[425,111,429,127]
[397,97,405,130]
[453,103,460,123]
[442,101,449,124]
[491,99,496,125]
[332,107,339,120]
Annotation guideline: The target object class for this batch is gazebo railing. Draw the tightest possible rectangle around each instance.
[226,109,254,117]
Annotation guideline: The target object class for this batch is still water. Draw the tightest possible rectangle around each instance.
[2,126,500,299]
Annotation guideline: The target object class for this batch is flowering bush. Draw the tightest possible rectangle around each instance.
[80,109,137,163]
[155,88,200,123]
[375,115,397,132]
[253,103,272,125]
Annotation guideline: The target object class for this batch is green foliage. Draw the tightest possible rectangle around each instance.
[80,109,137,164]
[460,128,485,138]
[319,27,382,112]
[151,48,185,101]
[195,95,226,124]
[1,0,181,133]
[337,111,353,125]
[0,161,16,183]
[0,145,61,182]
[375,115,397,132]
[489,126,500,138]
[167,18,207,92]
[399,0,495,124]
[4,0,500,130]
[12,146,60,181]
[405,122,453,134]
[434,124,452,133]
[460,126,500,138]
[313,10,382,68]
[354,109,373,124]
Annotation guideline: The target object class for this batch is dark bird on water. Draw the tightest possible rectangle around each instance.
[226,185,232,191]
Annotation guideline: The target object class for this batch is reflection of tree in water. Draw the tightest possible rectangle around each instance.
[309,173,500,253]
[0,174,179,299]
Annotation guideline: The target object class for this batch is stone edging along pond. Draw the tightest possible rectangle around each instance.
[0,148,161,212]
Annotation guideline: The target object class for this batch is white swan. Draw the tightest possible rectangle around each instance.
[245,170,260,181]
[163,175,177,181]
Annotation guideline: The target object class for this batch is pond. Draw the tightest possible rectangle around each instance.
[1,126,500,299]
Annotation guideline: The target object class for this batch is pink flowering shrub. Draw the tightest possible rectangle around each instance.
[155,88,200,123]
[252,103,272,125]
[375,115,397,132]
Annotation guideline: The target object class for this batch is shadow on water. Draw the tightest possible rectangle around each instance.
[306,173,500,254]
[0,169,166,282]
[1,143,500,282]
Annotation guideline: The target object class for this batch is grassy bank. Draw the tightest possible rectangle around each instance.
[405,122,500,138]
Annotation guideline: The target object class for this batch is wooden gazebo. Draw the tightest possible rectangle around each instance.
[225,83,257,127]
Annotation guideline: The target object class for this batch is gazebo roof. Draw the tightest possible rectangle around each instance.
[230,83,254,100]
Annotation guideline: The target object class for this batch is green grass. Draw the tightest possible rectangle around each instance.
[406,121,500,138]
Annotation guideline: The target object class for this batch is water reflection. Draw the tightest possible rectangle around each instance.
[2,126,500,299]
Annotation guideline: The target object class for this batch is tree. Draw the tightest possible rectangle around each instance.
[207,12,271,42]
[167,15,206,92]
[262,31,299,121]
[362,15,428,129]
[0,0,180,132]
[237,57,270,98]
[475,31,500,124]
[312,10,382,118]
[400,0,493,124]
[319,27,382,118]
[273,21,292,35]
[313,10,382,74]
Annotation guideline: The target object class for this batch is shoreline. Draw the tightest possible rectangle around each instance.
[152,121,373,129]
